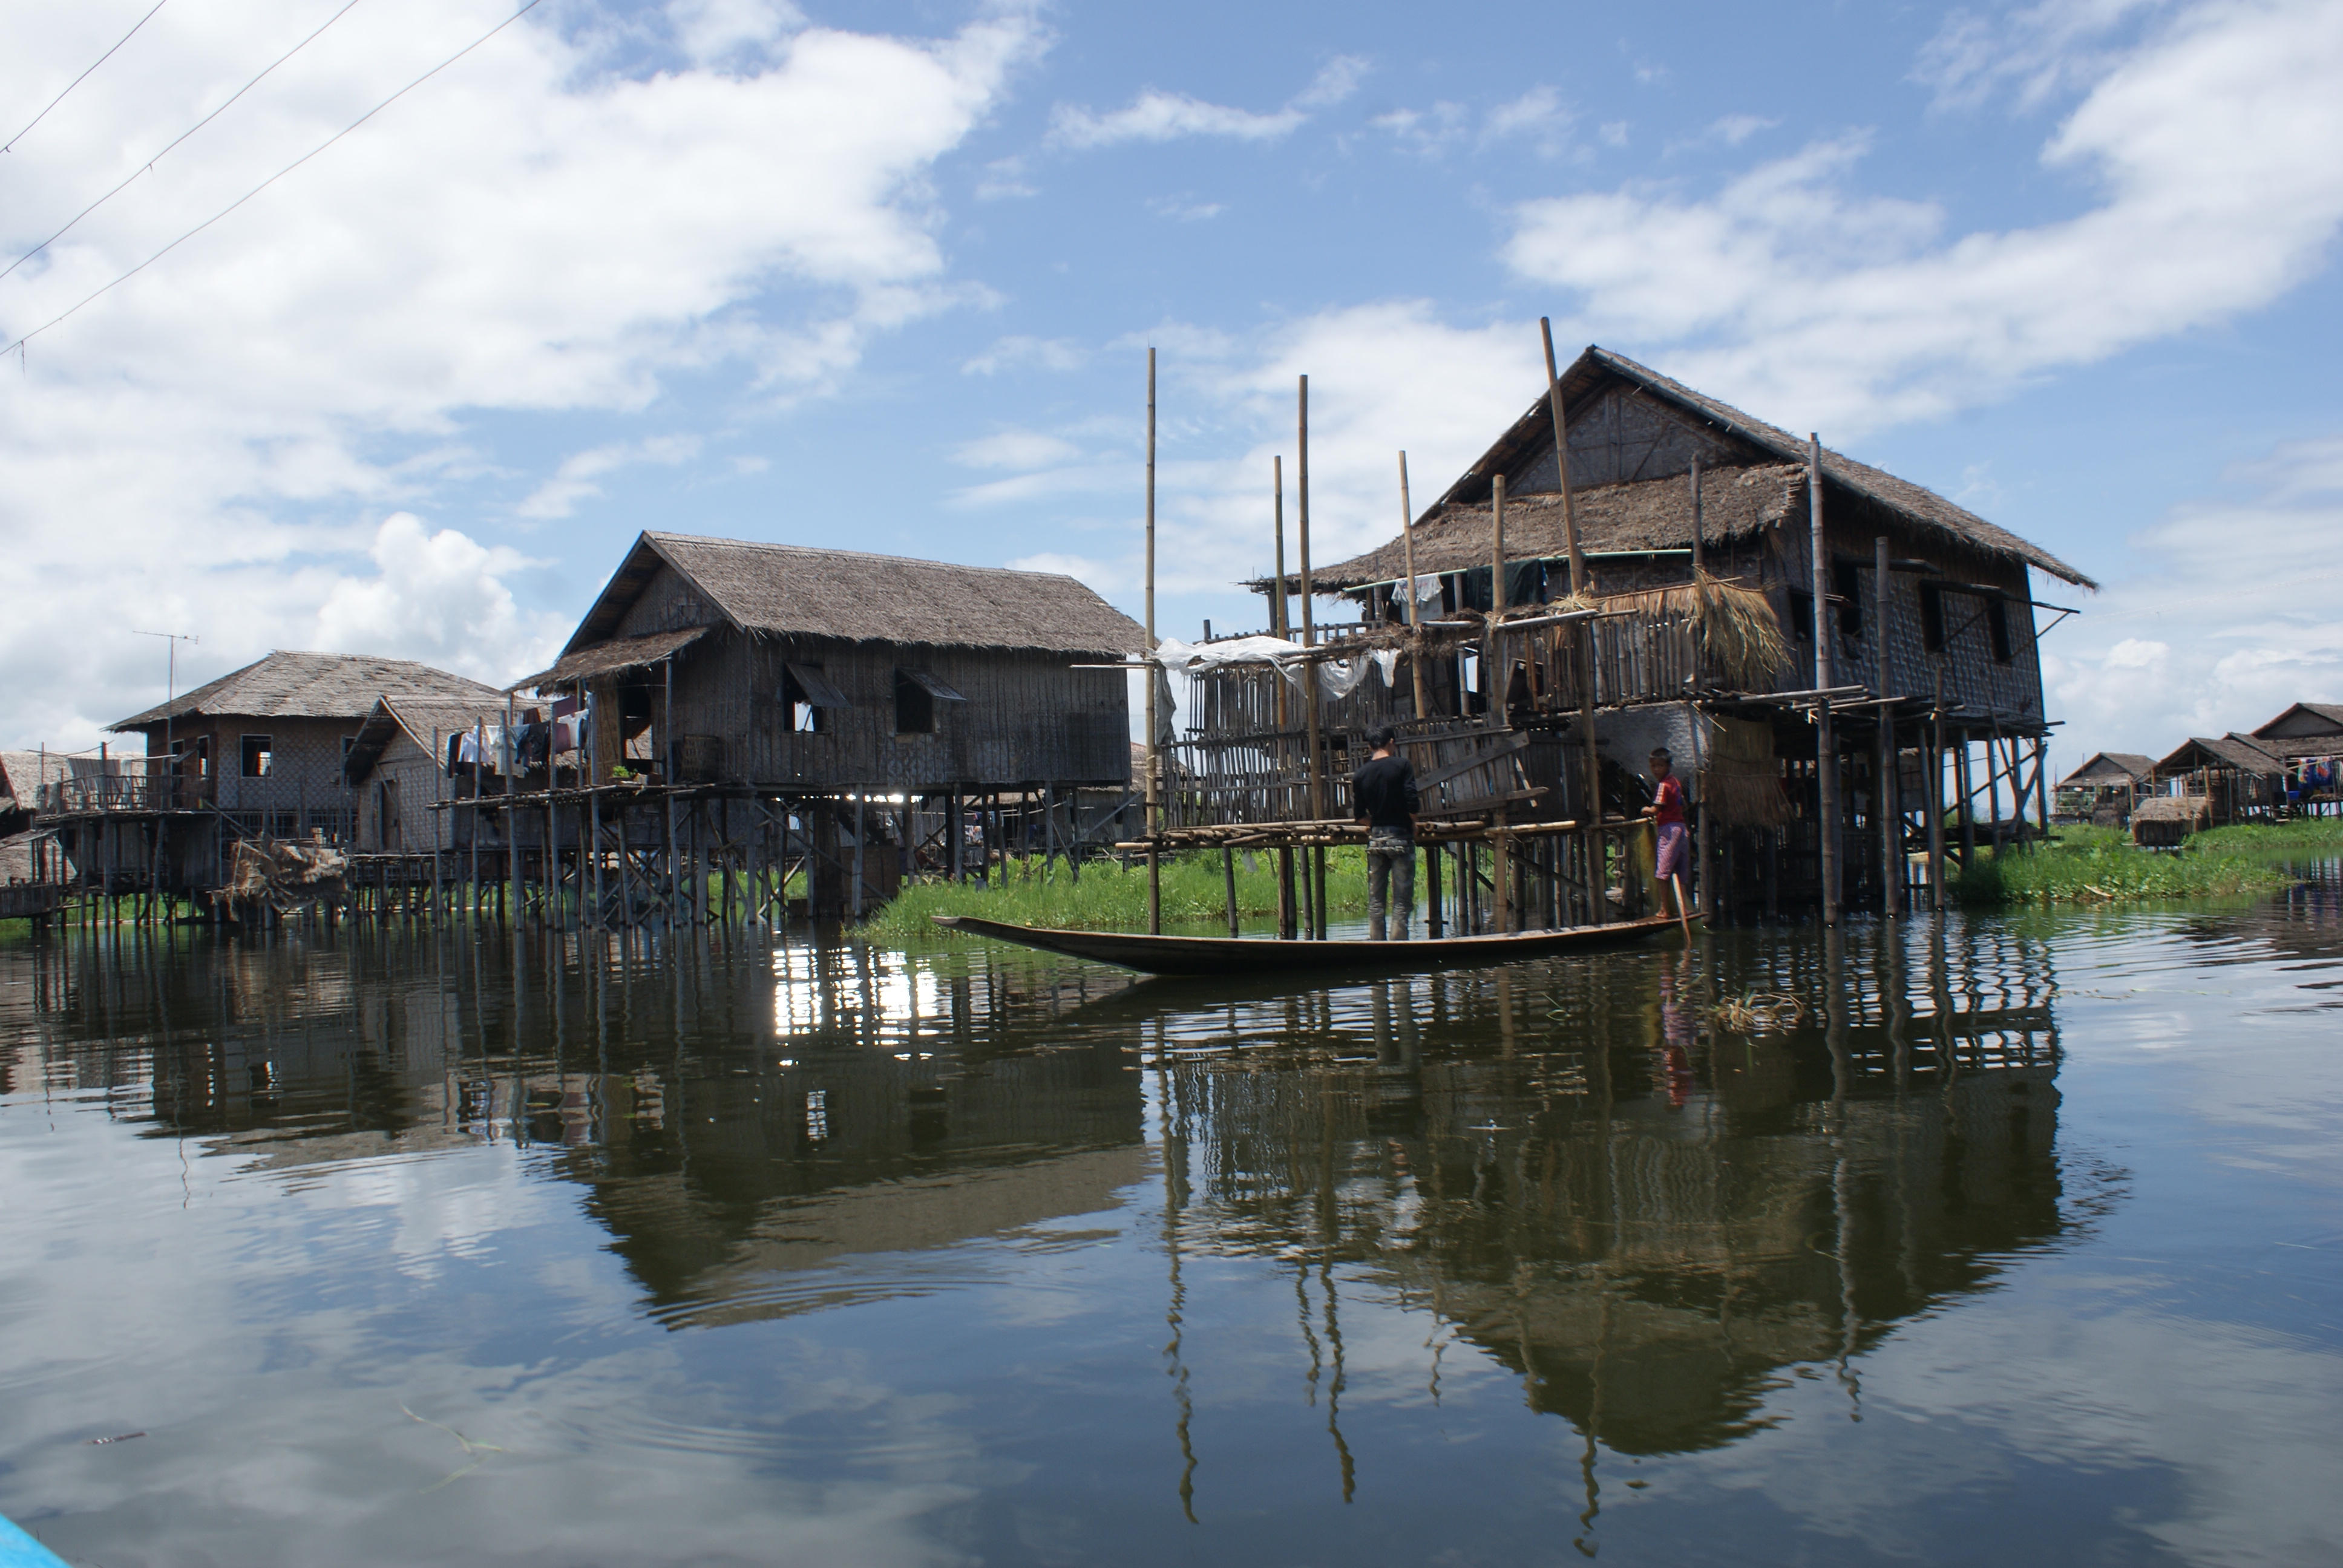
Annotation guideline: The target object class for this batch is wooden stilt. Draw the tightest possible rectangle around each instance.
[1145,347,1163,935]
[1875,535,1899,918]
[1810,433,1840,926]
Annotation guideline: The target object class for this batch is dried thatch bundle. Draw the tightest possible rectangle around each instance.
[1562,572,1786,690]
[223,836,348,913]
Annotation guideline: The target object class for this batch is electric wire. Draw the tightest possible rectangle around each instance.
[2,0,174,155]
[1,0,370,284]
[2,0,547,360]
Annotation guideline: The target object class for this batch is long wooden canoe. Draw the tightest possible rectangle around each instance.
[929,912,1693,977]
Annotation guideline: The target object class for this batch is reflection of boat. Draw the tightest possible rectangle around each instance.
[931,912,1694,976]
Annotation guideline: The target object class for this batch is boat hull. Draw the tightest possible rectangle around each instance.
[929,913,1692,976]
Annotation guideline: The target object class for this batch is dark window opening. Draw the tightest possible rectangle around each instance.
[240,735,273,777]
[1832,559,1864,637]
[1987,597,2014,664]
[1788,590,1814,639]
[781,667,827,733]
[1919,584,1946,652]
[894,670,934,734]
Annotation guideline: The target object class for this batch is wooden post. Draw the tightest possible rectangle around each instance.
[1809,433,1840,926]
[503,694,519,929]
[1425,835,1443,936]
[1928,670,1945,910]
[1223,845,1240,938]
[1145,347,1162,935]
[1272,457,1298,936]
[1490,472,1508,728]
[1398,451,1430,720]
[1541,318,1604,924]
[1299,373,1327,939]
[852,794,866,922]
[1875,535,1898,918]
[2033,736,2051,846]
[663,661,679,933]
[1957,739,1978,869]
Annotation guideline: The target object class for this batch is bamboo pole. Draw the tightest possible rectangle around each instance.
[1875,535,1899,917]
[1398,450,1429,720]
[1273,456,1298,937]
[1691,461,1714,915]
[1145,347,1162,935]
[503,693,519,929]
[1809,433,1840,926]
[1928,671,1945,909]
[1299,373,1326,939]
[1541,318,1604,923]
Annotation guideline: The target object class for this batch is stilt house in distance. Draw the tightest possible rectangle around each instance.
[341,696,510,852]
[105,650,505,839]
[519,532,1144,794]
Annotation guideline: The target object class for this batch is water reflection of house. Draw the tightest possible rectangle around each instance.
[1147,928,2066,1462]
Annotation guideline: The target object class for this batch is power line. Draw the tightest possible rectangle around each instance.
[2,0,175,155]
[1,0,370,285]
[2,0,548,361]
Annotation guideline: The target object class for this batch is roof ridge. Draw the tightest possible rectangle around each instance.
[646,531,1094,584]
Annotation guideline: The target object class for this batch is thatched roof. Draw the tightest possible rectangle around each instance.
[343,697,510,785]
[558,532,1146,663]
[1424,345,2096,590]
[2059,752,2155,788]
[2131,796,2208,825]
[1297,465,1802,593]
[2249,702,2343,757]
[0,751,76,813]
[516,627,709,693]
[2154,733,2284,777]
[110,650,503,731]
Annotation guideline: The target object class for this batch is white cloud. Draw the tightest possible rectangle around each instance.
[1501,0,2343,437]
[960,334,1087,375]
[311,513,568,684]
[516,435,702,520]
[1916,0,2169,111]
[1047,56,1366,149]
[2045,433,2343,759]
[1369,102,1469,158]
[1006,550,1123,597]
[1146,194,1224,221]
[1597,120,1630,148]
[954,304,1541,599]
[1482,85,1573,157]
[670,0,805,65]
[1708,113,1778,146]
[951,429,1084,470]
[0,0,1041,747]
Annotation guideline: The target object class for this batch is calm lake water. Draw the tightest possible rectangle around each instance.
[3,877,2341,1567]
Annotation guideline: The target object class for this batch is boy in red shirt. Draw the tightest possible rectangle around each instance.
[1641,747,1692,935]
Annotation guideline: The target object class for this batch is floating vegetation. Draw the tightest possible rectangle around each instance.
[1710,990,1805,1034]
[1949,825,2315,906]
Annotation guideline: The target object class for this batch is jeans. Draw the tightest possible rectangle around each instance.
[1366,828,1415,940]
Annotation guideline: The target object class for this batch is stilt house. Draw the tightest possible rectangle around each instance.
[104,650,505,840]
[2055,753,2155,825]
[2249,703,2343,814]
[1187,344,2097,920]
[2152,734,2286,824]
[520,532,1143,794]
[341,697,510,852]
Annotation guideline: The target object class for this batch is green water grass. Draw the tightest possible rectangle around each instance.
[856,848,1371,942]
[1950,820,2340,906]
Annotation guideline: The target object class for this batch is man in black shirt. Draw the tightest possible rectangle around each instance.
[1351,725,1421,940]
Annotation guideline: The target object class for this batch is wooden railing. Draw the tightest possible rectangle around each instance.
[40,773,216,813]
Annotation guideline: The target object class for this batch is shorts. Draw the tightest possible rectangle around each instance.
[1655,821,1689,880]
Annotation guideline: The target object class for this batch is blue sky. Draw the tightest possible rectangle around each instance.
[2,0,2339,772]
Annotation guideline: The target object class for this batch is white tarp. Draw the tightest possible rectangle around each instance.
[1152,636,1401,702]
